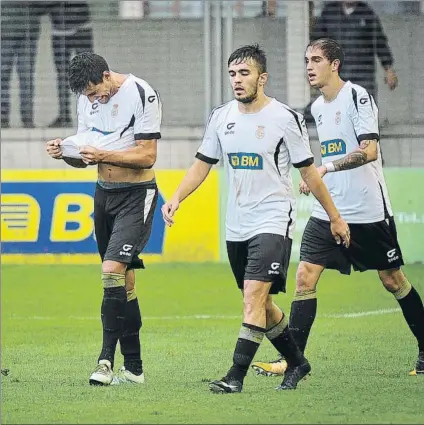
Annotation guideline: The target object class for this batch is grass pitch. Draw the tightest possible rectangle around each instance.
[2,263,424,424]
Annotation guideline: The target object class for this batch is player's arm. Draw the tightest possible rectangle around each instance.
[161,109,221,227]
[323,138,378,173]
[46,96,89,167]
[285,113,350,246]
[321,89,379,175]
[83,83,162,169]
[96,139,158,169]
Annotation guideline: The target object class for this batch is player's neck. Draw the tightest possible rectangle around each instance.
[109,72,129,97]
[237,94,271,114]
[320,78,345,103]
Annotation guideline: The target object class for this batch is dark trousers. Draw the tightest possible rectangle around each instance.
[52,27,93,119]
[1,30,40,125]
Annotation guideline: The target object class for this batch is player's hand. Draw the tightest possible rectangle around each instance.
[46,138,63,159]
[330,215,350,248]
[79,145,101,165]
[384,68,398,91]
[299,179,310,196]
[161,197,180,227]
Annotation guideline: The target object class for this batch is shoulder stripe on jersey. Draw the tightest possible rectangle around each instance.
[293,157,314,168]
[282,105,303,135]
[195,152,219,165]
[352,88,358,112]
[274,138,285,176]
[205,100,232,127]
[136,82,146,110]
[120,114,135,138]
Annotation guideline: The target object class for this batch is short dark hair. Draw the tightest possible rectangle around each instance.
[227,43,267,74]
[307,38,344,72]
[68,52,109,94]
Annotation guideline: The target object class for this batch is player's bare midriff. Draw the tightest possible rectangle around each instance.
[98,164,155,183]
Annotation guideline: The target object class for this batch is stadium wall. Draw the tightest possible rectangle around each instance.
[6,16,424,128]
[2,168,423,265]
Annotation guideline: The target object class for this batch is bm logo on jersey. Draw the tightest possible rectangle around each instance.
[321,139,347,157]
[228,153,263,170]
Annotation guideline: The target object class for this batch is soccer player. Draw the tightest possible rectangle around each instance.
[161,44,350,393]
[252,38,424,377]
[45,52,162,385]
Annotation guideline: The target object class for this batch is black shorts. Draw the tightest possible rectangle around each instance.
[94,183,158,270]
[227,233,293,294]
[300,216,404,275]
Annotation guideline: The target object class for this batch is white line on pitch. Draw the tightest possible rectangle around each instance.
[6,308,401,322]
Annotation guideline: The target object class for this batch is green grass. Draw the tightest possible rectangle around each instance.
[2,263,424,424]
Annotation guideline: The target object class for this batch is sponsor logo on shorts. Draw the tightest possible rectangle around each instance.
[120,244,133,257]
[387,248,399,263]
[268,262,280,275]
[228,152,263,170]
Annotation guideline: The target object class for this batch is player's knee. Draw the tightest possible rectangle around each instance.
[379,268,406,293]
[243,281,268,315]
[125,269,135,292]
[295,262,318,293]
[264,295,273,313]
[102,260,127,275]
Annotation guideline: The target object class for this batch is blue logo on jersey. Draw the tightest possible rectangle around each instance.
[228,153,263,170]
[321,139,346,157]
[91,127,114,136]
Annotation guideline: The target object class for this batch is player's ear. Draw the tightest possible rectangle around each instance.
[259,72,268,86]
[332,59,340,73]
[103,71,111,81]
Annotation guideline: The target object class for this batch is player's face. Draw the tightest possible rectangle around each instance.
[83,72,114,104]
[228,59,266,104]
[305,46,337,88]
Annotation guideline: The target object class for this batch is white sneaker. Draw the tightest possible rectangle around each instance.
[89,360,114,386]
[111,366,145,385]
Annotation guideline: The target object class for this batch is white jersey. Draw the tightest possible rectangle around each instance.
[76,74,162,146]
[311,81,393,224]
[196,98,314,242]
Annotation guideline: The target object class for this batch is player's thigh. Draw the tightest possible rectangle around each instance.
[245,233,292,295]
[94,185,113,261]
[227,240,248,290]
[300,216,351,275]
[105,185,158,270]
[348,217,404,272]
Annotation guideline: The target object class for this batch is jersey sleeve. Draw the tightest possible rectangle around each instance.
[76,96,89,134]
[283,113,314,168]
[134,82,162,141]
[195,109,222,165]
[350,87,379,142]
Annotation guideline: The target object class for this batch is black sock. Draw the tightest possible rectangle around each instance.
[266,315,305,366]
[289,291,317,354]
[120,297,143,375]
[395,284,424,351]
[98,286,127,368]
[227,323,265,382]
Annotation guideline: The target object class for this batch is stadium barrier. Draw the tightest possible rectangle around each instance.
[1,169,220,264]
[2,168,423,265]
